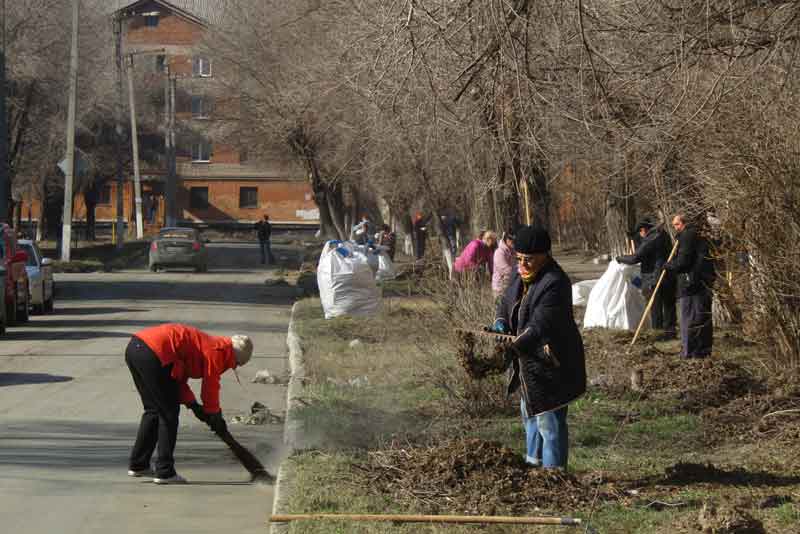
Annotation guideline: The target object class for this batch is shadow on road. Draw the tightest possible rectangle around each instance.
[0,331,133,341]
[53,307,146,316]
[57,280,298,306]
[0,373,74,387]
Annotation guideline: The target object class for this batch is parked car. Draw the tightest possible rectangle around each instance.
[0,224,30,324]
[149,227,208,272]
[19,240,55,314]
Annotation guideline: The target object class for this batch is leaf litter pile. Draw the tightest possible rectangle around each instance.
[359,438,623,515]
[581,328,800,444]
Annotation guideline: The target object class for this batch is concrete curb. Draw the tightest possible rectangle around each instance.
[270,301,306,534]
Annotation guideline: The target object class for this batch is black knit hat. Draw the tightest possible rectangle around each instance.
[514,226,551,254]
[635,220,654,232]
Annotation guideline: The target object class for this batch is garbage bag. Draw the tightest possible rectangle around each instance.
[317,240,381,319]
[375,251,396,282]
[583,260,645,330]
[571,279,598,307]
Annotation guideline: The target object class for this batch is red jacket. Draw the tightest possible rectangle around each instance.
[135,323,236,414]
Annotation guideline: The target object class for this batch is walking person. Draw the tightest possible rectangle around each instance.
[491,228,516,298]
[616,221,677,338]
[255,214,274,265]
[125,323,253,484]
[490,226,586,469]
[664,213,716,358]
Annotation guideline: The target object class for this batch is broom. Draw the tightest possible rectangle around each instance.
[213,426,274,483]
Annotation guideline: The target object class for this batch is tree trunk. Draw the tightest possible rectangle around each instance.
[431,207,454,275]
[605,182,628,256]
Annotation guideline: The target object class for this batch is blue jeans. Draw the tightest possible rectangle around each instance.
[520,399,569,468]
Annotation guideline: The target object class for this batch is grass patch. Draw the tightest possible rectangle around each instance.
[282,269,800,533]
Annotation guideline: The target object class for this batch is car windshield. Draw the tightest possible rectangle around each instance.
[159,229,195,240]
[21,244,37,267]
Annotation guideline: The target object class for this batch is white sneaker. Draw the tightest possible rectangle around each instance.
[127,468,153,477]
[153,473,188,485]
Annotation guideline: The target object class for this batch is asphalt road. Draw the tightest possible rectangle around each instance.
[0,241,299,534]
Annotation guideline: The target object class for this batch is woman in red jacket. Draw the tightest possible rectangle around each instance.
[125,323,253,484]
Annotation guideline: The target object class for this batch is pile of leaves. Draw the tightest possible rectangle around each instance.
[455,331,511,380]
[360,438,621,515]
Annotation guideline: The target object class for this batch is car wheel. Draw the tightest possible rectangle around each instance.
[6,293,17,326]
[17,284,30,323]
[44,289,54,313]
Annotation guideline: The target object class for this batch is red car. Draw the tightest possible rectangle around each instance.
[0,224,30,325]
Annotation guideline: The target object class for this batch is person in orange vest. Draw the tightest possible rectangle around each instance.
[124,323,253,484]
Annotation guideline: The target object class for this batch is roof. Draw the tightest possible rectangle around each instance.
[112,0,226,26]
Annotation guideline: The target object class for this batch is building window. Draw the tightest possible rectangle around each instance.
[191,95,210,118]
[189,187,209,210]
[144,13,159,27]
[191,141,211,162]
[192,56,212,77]
[97,185,112,205]
[239,187,258,209]
[156,55,166,73]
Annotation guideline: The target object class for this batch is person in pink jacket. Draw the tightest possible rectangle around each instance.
[492,229,516,297]
[454,231,497,274]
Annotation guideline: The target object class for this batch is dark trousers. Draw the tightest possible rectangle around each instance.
[259,239,274,264]
[643,281,677,335]
[125,337,180,478]
[679,289,714,357]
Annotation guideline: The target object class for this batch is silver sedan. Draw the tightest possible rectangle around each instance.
[19,240,55,314]
[149,227,208,272]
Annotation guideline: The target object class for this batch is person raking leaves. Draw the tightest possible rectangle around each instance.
[489,226,586,469]
[125,323,253,484]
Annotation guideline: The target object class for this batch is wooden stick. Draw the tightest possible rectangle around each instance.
[269,513,582,526]
[630,239,680,346]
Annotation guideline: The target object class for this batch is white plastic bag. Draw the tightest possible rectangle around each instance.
[583,260,645,330]
[375,251,397,282]
[572,279,599,307]
[317,241,381,319]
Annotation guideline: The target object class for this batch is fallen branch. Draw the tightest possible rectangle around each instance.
[761,408,800,420]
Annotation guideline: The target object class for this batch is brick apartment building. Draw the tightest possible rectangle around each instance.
[69,0,319,232]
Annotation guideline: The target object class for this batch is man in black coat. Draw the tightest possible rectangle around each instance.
[617,221,677,338]
[491,226,586,469]
[664,213,715,358]
[255,214,274,265]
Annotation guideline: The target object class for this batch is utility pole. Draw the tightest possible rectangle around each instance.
[113,11,125,248]
[166,74,177,227]
[61,0,79,261]
[0,0,8,224]
[125,55,144,239]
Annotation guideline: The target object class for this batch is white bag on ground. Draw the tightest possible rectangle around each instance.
[375,251,396,282]
[317,241,381,319]
[583,260,645,330]
[572,279,598,307]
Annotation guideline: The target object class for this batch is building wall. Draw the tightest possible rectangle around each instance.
[179,179,318,224]
[124,2,204,47]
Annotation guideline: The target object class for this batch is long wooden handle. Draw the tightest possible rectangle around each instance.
[630,239,680,346]
[269,513,582,526]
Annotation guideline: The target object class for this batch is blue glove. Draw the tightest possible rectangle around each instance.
[490,319,510,334]
[631,276,642,289]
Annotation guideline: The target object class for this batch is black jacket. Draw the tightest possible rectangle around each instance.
[618,227,674,289]
[665,225,715,297]
[495,260,586,417]
[255,220,272,242]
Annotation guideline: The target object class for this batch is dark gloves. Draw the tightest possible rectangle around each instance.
[486,319,510,334]
[187,402,208,423]
[207,412,227,435]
